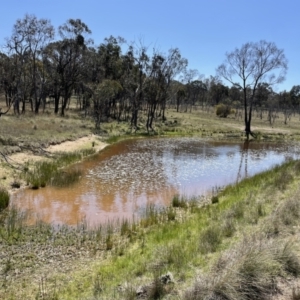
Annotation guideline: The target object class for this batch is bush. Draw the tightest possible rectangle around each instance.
[216,103,232,118]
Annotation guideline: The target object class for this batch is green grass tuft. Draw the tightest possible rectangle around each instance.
[0,188,9,211]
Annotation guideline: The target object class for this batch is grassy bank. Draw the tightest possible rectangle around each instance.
[23,149,95,189]
[1,159,300,299]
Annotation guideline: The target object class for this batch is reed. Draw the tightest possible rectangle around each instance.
[0,188,9,211]
[24,150,93,189]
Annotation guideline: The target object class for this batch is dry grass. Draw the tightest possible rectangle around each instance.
[185,226,300,300]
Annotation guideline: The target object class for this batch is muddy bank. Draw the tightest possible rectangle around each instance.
[0,135,108,193]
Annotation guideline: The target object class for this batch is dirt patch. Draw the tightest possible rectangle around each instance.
[8,135,107,165]
[47,135,106,153]
[0,135,108,192]
[271,277,300,299]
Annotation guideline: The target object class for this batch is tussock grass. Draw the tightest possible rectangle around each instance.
[199,224,222,254]
[0,188,9,211]
[221,217,236,237]
[186,236,300,300]
[277,196,300,226]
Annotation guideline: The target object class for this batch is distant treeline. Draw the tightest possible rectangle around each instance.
[0,15,298,132]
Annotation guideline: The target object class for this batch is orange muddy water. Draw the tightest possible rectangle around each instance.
[11,138,300,226]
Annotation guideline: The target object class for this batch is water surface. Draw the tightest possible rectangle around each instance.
[11,138,300,226]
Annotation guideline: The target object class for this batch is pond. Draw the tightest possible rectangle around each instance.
[11,138,300,226]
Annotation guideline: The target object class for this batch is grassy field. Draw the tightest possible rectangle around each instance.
[1,100,300,299]
[1,100,300,155]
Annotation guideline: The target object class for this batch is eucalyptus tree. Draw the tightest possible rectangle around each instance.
[144,48,187,132]
[160,48,188,119]
[217,40,288,140]
[144,52,165,131]
[180,69,199,111]
[92,79,123,129]
[276,90,292,124]
[128,43,149,131]
[96,36,126,119]
[44,19,92,115]
[6,14,54,113]
[209,82,229,105]
[228,85,242,103]
[176,85,186,112]
[290,85,300,109]
[0,52,16,108]
[119,46,139,121]
[187,80,208,110]
[98,36,124,81]
[254,83,272,107]
[0,54,13,117]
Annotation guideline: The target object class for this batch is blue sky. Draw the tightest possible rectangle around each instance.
[0,0,299,91]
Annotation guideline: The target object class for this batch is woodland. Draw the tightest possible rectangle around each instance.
[0,15,297,139]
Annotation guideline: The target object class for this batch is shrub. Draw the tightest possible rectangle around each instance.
[216,103,232,118]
